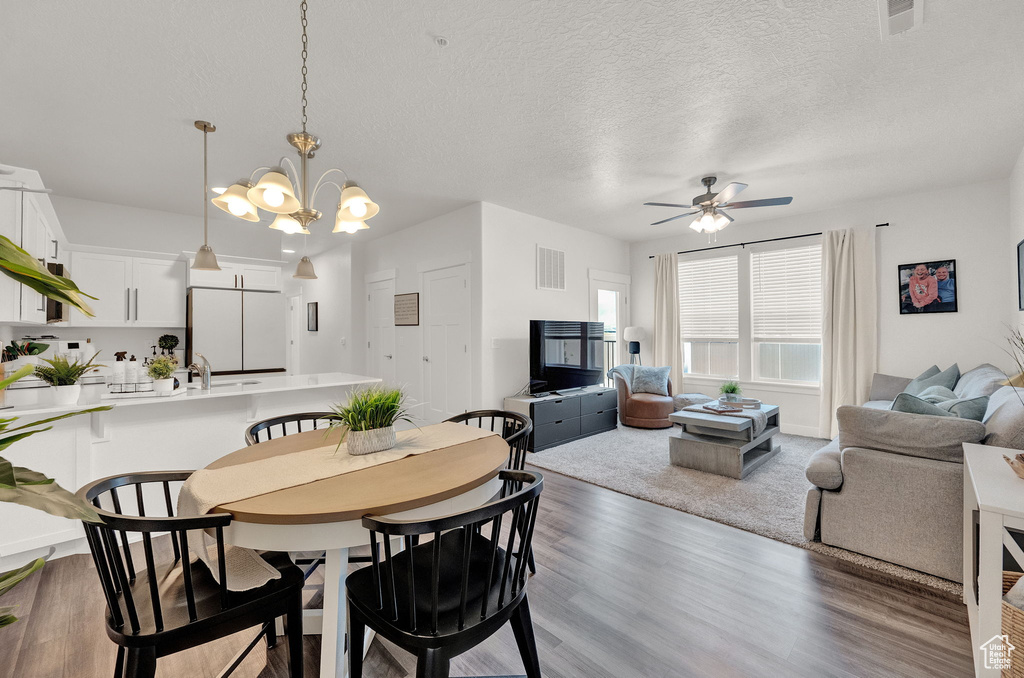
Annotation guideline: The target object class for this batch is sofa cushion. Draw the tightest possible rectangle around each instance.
[891,392,954,418]
[805,438,844,490]
[868,373,914,402]
[936,395,989,421]
[837,405,986,463]
[955,363,1008,400]
[631,365,670,396]
[862,400,894,410]
[915,385,959,404]
[983,386,1024,449]
[904,364,960,396]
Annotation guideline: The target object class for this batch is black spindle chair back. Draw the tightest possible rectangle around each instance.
[245,411,335,446]
[445,410,532,470]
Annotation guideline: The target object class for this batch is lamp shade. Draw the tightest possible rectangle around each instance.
[269,213,310,235]
[293,256,317,279]
[248,169,300,214]
[333,208,370,234]
[212,181,260,222]
[622,326,646,343]
[337,184,379,221]
[191,244,221,271]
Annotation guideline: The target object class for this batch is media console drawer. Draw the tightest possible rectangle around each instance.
[533,417,582,449]
[580,389,617,415]
[532,397,581,425]
[581,409,617,436]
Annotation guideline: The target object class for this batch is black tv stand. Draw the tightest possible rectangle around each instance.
[504,386,618,452]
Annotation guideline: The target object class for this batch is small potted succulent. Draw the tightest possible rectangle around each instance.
[147,355,178,395]
[327,386,415,455]
[34,353,102,406]
[719,380,742,403]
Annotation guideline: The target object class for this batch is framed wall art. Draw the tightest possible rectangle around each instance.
[898,259,957,314]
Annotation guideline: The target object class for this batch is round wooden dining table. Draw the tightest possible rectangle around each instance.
[204,423,509,678]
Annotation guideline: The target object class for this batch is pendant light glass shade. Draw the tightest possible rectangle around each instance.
[333,208,370,234]
[337,184,379,221]
[269,213,310,235]
[293,256,318,279]
[248,169,300,214]
[711,211,731,231]
[212,181,260,222]
[193,244,221,271]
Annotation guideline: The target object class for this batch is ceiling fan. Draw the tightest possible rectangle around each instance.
[644,176,792,233]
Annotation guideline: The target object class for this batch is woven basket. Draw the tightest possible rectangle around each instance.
[1003,571,1024,677]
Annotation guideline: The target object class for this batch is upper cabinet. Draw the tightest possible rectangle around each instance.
[188,261,282,292]
[19,195,52,324]
[69,252,185,327]
[0,183,67,325]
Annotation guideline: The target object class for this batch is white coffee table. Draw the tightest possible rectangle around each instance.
[668,403,780,479]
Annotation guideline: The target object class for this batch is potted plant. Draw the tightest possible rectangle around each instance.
[3,340,50,370]
[327,386,415,455]
[719,380,742,402]
[158,334,179,356]
[147,355,177,395]
[34,353,102,406]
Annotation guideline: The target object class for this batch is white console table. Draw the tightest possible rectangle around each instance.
[964,442,1024,676]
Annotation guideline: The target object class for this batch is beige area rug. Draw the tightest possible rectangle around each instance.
[527,426,962,596]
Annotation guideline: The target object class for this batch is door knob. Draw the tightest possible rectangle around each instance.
[422,356,430,362]
[384,354,393,359]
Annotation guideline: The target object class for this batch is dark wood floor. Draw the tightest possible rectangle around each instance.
[0,467,974,678]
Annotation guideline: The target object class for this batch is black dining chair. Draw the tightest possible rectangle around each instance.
[245,411,336,446]
[346,469,544,678]
[77,471,305,678]
[444,410,532,471]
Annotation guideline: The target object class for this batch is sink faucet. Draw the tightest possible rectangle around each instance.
[188,352,212,390]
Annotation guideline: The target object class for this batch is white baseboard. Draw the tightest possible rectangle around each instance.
[780,423,823,438]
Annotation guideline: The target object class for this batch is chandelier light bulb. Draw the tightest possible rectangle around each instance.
[263,188,285,207]
[228,200,248,217]
[348,201,367,218]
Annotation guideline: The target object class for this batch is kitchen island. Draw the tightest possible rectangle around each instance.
[0,372,380,569]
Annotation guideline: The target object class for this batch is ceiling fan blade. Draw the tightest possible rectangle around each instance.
[718,210,734,222]
[718,197,793,209]
[644,202,694,208]
[651,211,699,226]
[712,182,747,205]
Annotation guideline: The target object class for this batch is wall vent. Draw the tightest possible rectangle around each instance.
[879,0,923,37]
[536,246,566,291]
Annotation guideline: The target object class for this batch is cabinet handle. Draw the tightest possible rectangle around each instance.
[234,274,238,288]
[422,356,430,362]
[125,288,130,322]
[37,260,45,311]
[554,399,562,404]
[134,288,139,321]
[241,274,244,289]
[51,240,58,260]
[555,420,563,424]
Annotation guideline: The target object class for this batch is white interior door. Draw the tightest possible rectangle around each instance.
[287,293,302,374]
[421,265,470,423]
[189,288,242,371]
[366,278,396,383]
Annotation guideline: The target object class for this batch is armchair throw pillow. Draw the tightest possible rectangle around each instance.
[631,366,671,396]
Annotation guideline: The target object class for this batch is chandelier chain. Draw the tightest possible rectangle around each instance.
[300,0,309,133]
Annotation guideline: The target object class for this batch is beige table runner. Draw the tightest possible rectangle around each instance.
[178,422,500,591]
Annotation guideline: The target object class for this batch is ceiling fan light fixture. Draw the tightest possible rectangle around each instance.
[712,211,731,231]
[248,169,300,213]
[212,181,260,222]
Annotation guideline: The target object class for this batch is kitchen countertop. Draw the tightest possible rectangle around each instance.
[1,372,381,419]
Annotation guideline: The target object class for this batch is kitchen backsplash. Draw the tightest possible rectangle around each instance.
[1,325,186,375]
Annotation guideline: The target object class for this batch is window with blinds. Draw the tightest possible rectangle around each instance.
[750,242,822,383]
[678,254,739,377]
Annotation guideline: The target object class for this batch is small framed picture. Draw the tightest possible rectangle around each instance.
[394,293,419,326]
[307,302,318,331]
[1018,240,1024,311]
[898,259,957,314]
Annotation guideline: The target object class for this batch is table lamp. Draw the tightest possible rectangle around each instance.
[622,327,646,365]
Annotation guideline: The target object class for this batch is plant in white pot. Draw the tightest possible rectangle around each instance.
[327,386,415,455]
[34,353,102,406]
[719,380,742,402]
[3,341,50,371]
[147,355,177,395]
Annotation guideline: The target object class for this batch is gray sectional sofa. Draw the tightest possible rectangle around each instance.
[803,364,1024,583]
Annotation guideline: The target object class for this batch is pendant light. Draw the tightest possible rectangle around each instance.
[293,235,317,279]
[192,121,221,271]
[214,0,378,235]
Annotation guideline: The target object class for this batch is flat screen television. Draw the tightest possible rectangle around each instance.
[529,320,605,395]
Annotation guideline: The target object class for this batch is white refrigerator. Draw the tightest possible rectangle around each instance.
[187,288,286,373]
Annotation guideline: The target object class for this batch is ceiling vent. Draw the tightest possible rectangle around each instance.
[879,0,923,38]
[536,246,566,291]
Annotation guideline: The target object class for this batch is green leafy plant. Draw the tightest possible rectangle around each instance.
[157,334,179,352]
[147,355,177,380]
[327,386,415,445]
[0,556,45,629]
[719,380,742,396]
[3,341,49,361]
[0,235,96,317]
[33,353,102,387]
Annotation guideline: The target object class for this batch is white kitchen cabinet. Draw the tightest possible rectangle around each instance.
[19,195,51,324]
[242,292,286,371]
[0,180,22,322]
[132,258,186,327]
[188,260,282,291]
[189,288,243,371]
[68,252,184,327]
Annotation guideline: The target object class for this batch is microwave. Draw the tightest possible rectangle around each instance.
[45,262,70,323]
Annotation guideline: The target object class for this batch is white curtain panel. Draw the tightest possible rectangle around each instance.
[653,252,684,388]
[819,228,878,438]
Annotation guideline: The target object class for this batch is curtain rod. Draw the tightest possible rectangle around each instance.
[647,223,890,259]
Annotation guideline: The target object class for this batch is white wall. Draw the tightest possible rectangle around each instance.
[480,203,630,408]
[630,179,1015,437]
[283,243,354,375]
[1011,145,1024,325]
[51,195,284,260]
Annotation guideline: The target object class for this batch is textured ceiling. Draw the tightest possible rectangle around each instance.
[2,0,1024,249]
